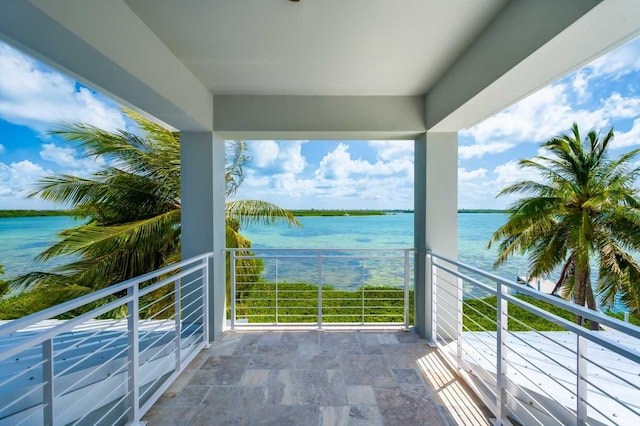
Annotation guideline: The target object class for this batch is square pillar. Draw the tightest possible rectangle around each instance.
[180,132,226,342]
[414,132,458,340]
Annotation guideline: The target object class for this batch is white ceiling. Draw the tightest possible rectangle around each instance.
[124,0,507,96]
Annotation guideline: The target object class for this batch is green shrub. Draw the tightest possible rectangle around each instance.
[0,290,63,319]
[235,282,413,324]
[0,265,7,297]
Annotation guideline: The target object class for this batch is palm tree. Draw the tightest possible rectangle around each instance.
[488,123,640,327]
[13,109,300,310]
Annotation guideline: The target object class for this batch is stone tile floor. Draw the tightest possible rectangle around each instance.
[143,330,491,425]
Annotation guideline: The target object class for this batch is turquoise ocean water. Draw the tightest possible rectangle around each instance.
[242,212,527,277]
[0,216,80,279]
[0,213,525,280]
[0,213,625,311]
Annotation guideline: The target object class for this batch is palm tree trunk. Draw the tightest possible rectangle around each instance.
[585,273,599,330]
[553,254,575,296]
[574,267,587,326]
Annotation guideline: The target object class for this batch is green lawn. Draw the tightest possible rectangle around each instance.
[234,281,639,331]
[235,282,412,324]
[463,295,573,331]
[2,281,637,331]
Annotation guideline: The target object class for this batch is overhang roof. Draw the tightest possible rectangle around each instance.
[124,0,507,96]
[3,1,639,133]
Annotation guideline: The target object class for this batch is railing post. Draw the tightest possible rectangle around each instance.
[174,279,182,371]
[496,282,509,425]
[127,284,140,424]
[456,277,463,368]
[230,250,236,331]
[577,336,588,425]
[430,255,438,344]
[361,259,365,325]
[317,250,323,331]
[403,250,410,330]
[275,259,279,325]
[43,338,54,426]
[203,257,210,346]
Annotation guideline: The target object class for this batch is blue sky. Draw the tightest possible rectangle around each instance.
[1,36,640,210]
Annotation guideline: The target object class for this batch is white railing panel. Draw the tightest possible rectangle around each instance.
[428,251,640,426]
[227,248,414,329]
[0,253,212,426]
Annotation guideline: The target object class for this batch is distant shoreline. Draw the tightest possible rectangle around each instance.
[291,210,402,217]
[291,209,508,216]
[458,209,509,214]
[0,210,75,218]
[0,209,509,218]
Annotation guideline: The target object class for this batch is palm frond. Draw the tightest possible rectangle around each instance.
[226,200,301,228]
[491,122,640,316]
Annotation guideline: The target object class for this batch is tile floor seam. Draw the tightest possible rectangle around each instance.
[144,330,491,425]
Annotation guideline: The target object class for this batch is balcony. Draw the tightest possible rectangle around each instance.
[142,329,489,426]
[2,2,640,425]
[0,250,638,425]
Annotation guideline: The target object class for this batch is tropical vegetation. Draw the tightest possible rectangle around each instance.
[290,209,386,216]
[0,210,75,218]
[6,109,299,317]
[489,124,640,326]
[0,265,7,297]
[235,283,412,324]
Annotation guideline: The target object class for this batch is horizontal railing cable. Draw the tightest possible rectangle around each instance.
[228,248,413,330]
[428,250,640,426]
[0,253,211,338]
[0,252,212,425]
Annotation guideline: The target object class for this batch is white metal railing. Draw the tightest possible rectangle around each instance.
[0,253,212,426]
[428,251,640,426]
[227,248,413,329]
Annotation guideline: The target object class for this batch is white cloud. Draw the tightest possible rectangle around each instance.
[0,143,4,154]
[0,160,51,199]
[572,71,589,102]
[251,140,279,167]
[235,142,415,209]
[458,160,546,209]
[601,93,640,119]
[248,140,307,174]
[463,84,610,146]
[0,42,126,134]
[243,172,270,188]
[458,167,487,182]
[40,143,105,174]
[586,37,640,80]
[368,140,413,161]
[493,161,541,188]
[458,141,514,159]
[461,80,640,160]
[316,143,356,180]
[315,143,412,180]
[278,142,307,174]
[612,118,640,149]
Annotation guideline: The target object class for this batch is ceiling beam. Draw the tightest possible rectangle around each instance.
[425,0,639,132]
[213,96,425,140]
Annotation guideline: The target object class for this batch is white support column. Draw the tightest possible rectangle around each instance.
[415,132,458,340]
[180,132,226,342]
[414,134,428,337]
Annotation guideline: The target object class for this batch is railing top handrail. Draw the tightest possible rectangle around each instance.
[225,247,415,252]
[427,250,640,339]
[433,258,640,365]
[0,252,213,338]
